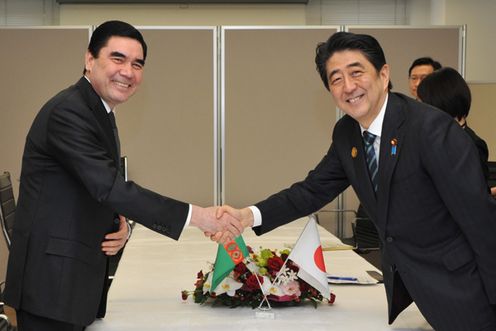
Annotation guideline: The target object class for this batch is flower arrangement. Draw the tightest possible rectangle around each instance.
[182,246,336,308]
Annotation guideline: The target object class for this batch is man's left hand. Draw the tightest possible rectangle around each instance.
[102,215,129,256]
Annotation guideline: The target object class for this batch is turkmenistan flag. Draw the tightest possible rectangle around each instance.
[210,236,249,292]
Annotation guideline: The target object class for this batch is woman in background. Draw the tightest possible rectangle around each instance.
[417,66,489,181]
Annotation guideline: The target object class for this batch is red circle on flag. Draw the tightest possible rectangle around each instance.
[313,245,326,272]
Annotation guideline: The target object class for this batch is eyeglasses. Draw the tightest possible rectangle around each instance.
[409,75,428,82]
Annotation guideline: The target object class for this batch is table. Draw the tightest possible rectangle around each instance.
[87,218,433,330]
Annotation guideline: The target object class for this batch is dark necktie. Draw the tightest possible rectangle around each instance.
[363,131,378,192]
[108,111,121,161]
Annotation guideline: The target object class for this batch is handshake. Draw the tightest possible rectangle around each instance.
[190,205,254,244]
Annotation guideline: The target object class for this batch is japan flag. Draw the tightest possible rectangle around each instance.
[288,215,330,300]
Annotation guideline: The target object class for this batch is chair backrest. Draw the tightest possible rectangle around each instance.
[487,161,496,188]
[0,172,15,248]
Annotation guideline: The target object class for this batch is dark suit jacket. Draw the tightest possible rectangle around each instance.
[253,93,496,330]
[4,77,189,326]
[464,125,489,180]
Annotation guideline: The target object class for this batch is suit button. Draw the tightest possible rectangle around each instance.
[386,236,393,243]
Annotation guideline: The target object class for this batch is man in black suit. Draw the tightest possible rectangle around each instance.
[217,32,496,330]
[4,21,240,331]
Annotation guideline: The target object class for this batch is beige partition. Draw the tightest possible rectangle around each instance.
[348,26,463,97]
[223,27,339,209]
[0,26,90,283]
[117,27,216,206]
[468,82,496,160]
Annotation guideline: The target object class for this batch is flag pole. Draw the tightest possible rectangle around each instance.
[254,272,272,310]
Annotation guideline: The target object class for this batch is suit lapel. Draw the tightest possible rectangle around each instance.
[351,121,377,217]
[376,93,407,232]
[76,77,120,165]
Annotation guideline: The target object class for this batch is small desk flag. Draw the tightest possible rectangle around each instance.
[211,236,249,292]
[288,216,330,300]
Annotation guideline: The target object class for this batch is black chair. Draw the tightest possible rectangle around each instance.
[0,172,15,249]
[352,204,381,251]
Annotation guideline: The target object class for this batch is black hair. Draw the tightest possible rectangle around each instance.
[315,32,392,91]
[417,67,471,121]
[83,20,147,74]
[408,57,442,77]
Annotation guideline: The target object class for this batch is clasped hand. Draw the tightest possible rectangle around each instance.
[190,205,254,245]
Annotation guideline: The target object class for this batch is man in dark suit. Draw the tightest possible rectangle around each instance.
[217,32,496,330]
[4,21,240,331]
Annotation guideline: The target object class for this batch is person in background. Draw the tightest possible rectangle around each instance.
[408,57,442,99]
[417,66,489,181]
[216,32,496,330]
[4,20,240,331]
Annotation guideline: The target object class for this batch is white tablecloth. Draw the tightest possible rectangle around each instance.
[87,218,433,330]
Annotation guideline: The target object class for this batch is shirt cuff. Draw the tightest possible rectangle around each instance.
[184,204,192,230]
[249,206,262,227]
[126,220,132,240]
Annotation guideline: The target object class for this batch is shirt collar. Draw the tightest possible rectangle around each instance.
[360,93,388,138]
[84,75,113,114]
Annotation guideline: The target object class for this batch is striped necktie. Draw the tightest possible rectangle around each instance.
[363,130,378,192]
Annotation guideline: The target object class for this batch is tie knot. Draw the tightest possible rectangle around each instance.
[363,131,376,146]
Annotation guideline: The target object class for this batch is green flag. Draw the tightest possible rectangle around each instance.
[211,236,249,292]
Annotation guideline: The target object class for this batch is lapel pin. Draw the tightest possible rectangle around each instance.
[351,147,358,158]
[390,138,398,156]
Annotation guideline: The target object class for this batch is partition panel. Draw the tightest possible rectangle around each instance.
[117,28,216,206]
[0,27,91,192]
[223,27,339,210]
[348,26,463,96]
[0,26,90,284]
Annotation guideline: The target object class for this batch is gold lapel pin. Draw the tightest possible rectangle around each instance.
[351,147,358,158]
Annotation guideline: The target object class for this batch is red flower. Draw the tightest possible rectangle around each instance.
[234,262,247,275]
[267,256,284,272]
[245,274,263,290]
[329,293,336,304]
[298,280,310,292]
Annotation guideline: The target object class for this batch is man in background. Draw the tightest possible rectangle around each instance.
[4,20,240,331]
[408,56,441,99]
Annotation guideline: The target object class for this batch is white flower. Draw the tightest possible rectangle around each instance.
[246,260,259,274]
[280,280,301,296]
[203,272,214,294]
[262,276,283,296]
[286,269,298,282]
[212,277,243,297]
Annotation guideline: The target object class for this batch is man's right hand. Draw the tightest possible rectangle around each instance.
[210,205,254,243]
[190,205,243,244]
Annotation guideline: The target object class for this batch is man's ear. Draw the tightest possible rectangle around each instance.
[380,64,390,90]
[84,51,94,74]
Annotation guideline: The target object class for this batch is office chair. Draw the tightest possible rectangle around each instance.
[315,205,380,252]
[0,172,15,249]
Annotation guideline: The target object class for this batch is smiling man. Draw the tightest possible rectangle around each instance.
[217,32,496,330]
[4,20,241,331]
